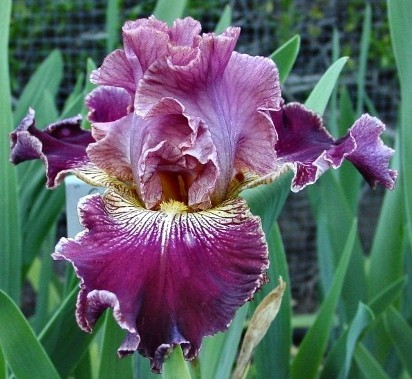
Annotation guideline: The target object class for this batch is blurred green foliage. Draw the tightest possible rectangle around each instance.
[10,0,395,96]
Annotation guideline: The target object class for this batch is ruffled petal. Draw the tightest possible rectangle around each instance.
[136,29,280,200]
[53,190,268,373]
[168,17,202,46]
[122,19,168,84]
[86,86,132,123]
[90,17,202,97]
[131,98,219,210]
[90,49,135,94]
[87,114,135,183]
[87,98,219,209]
[10,109,94,188]
[271,102,397,191]
[343,114,397,189]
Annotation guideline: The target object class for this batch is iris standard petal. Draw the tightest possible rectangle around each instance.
[86,86,132,123]
[122,18,169,83]
[87,113,135,184]
[136,28,280,200]
[90,17,202,97]
[53,189,268,373]
[272,102,397,191]
[90,49,136,94]
[168,17,202,46]
[10,109,94,188]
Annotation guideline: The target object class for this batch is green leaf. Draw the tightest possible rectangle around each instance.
[354,343,390,379]
[368,141,403,299]
[73,352,93,379]
[270,35,300,85]
[388,0,412,254]
[356,4,371,115]
[81,58,97,129]
[320,277,406,379]
[14,50,63,125]
[0,290,61,379]
[315,211,335,302]
[338,303,374,379]
[97,312,133,379]
[39,287,98,377]
[253,224,291,379]
[214,4,232,34]
[85,58,97,95]
[368,276,406,315]
[237,174,293,379]
[328,28,340,137]
[21,185,65,268]
[241,171,293,235]
[305,57,348,116]
[200,304,249,379]
[321,303,374,379]
[133,354,160,379]
[0,347,6,379]
[36,88,60,127]
[290,220,357,379]
[62,73,85,117]
[31,226,57,333]
[106,0,120,53]
[384,307,412,377]
[361,276,407,372]
[153,0,187,25]
[311,172,366,319]
[0,0,22,303]
[162,346,192,379]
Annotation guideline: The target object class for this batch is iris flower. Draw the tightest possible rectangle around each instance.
[10,17,396,372]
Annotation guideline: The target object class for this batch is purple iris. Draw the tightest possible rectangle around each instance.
[10,17,396,373]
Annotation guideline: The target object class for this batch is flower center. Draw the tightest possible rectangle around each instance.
[159,199,189,214]
[157,168,198,206]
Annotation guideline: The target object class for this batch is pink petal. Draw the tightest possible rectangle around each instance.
[168,17,202,46]
[272,102,397,191]
[122,19,169,82]
[136,30,281,200]
[130,98,219,209]
[86,86,132,123]
[53,190,268,373]
[87,113,135,184]
[90,49,135,95]
[10,109,94,188]
[344,114,397,189]
[90,17,202,97]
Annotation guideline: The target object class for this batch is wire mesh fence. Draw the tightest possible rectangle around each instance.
[10,0,398,313]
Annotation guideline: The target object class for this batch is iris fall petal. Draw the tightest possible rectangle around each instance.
[54,189,268,373]
[10,109,94,187]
